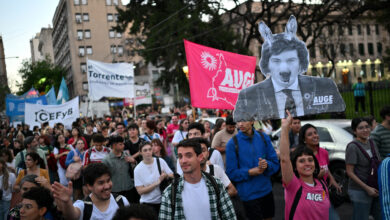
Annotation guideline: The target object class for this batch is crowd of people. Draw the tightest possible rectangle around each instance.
[0,105,389,220]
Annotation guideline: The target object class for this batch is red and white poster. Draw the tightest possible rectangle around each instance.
[184,40,257,109]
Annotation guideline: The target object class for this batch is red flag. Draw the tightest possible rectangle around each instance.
[184,40,256,109]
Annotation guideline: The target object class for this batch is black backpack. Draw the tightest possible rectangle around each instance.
[170,171,222,220]
[82,193,124,220]
[289,179,327,220]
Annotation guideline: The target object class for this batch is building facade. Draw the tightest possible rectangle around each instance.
[0,36,8,88]
[30,27,55,63]
[30,33,43,63]
[52,0,147,100]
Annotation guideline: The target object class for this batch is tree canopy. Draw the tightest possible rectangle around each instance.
[17,58,65,96]
[115,0,249,97]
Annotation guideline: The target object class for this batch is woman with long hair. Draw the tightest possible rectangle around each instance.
[171,119,189,147]
[0,158,16,219]
[279,111,330,219]
[0,149,15,174]
[151,139,174,172]
[156,120,167,147]
[211,118,225,142]
[14,152,50,192]
[346,117,381,220]
[54,134,72,186]
[134,142,173,215]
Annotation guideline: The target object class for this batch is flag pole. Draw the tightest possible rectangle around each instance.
[86,57,93,117]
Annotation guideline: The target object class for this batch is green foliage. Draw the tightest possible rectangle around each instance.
[115,0,249,96]
[16,58,65,96]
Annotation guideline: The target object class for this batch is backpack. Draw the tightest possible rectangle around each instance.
[232,131,267,169]
[17,151,26,171]
[289,179,328,220]
[351,140,381,189]
[82,193,124,220]
[208,148,215,161]
[170,171,222,220]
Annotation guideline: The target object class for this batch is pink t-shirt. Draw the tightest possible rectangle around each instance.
[283,175,330,220]
[315,147,330,181]
[167,124,179,142]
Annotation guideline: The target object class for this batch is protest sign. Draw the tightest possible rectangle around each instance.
[184,40,256,109]
[6,96,48,122]
[25,97,79,128]
[87,59,134,101]
[233,15,346,121]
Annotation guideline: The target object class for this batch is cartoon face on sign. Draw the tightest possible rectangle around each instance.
[233,15,345,121]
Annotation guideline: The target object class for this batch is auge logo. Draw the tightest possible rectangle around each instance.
[203,52,255,107]
[34,108,73,122]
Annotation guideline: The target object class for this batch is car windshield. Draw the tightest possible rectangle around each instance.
[343,126,354,135]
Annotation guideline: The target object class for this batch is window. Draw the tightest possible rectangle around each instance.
[81,0,87,5]
[317,127,333,142]
[82,82,88,91]
[328,26,334,36]
[348,24,353,35]
[79,46,85,56]
[113,0,119,5]
[371,64,376,77]
[74,0,80,5]
[366,24,371,35]
[330,44,335,57]
[368,43,374,55]
[310,46,316,58]
[375,24,380,35]
[349,43,354,57]
[116,32,122,38]
[83,13,89,21]
[106,0,112,5]
[377,43,382,54]
[109,30,115,38]
[77,30,83,40]
[118,45,123,56]
[85,30,91,39]
[111,45,117,54]
[86,46,93,55]
[80,63,87,73]
[357,24,362,35]
[115,14,119,21]
[340,43,346,56]
[107,14,113,22]
[358,43,365,56]
[75,13,82,23]
[338,25,343,35]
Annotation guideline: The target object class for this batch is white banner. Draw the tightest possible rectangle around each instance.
[87,59,134,101]
[25,97,79,128]
[135,83,152,105]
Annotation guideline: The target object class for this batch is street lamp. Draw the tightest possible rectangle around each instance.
[0,56,19,60]
[182,65,189,79]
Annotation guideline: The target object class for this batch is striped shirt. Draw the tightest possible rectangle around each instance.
[371,124,390,158]
[378,155,390,219]
[82,146,111,166]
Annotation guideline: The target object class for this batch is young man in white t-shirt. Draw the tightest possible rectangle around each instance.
[52,163,130,220]
[159,139,236,220]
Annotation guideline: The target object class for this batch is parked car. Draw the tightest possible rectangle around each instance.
[272,119,353,199]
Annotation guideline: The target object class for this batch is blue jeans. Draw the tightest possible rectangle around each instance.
[329,204,340,220]
[0,200,10,220]
[348,189,381,220]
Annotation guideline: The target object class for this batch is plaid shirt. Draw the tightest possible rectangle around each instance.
[159,173,236,220]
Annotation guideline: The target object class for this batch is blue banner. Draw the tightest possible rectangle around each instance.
[6,96,48,118]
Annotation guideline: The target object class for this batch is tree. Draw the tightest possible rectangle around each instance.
[115,0,249,98]
[17,58,65,96]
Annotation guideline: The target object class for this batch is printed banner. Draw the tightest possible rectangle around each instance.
[25,97,79,128]
[184,40,256,109]
[87,59,134,101]
[233,15,345,121]
[6,96,48,119]
[123,84,153,106]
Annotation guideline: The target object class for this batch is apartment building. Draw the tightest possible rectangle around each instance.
[30,27,55,63]
[52,0,145,100]
[0,36,8,88]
